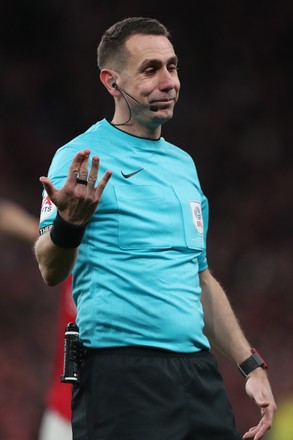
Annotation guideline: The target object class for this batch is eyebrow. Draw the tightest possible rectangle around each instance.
[140,55,178,70]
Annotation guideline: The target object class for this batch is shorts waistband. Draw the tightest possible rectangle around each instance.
[83,345,209,359]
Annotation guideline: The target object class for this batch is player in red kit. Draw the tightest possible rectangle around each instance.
[38,275,76,440]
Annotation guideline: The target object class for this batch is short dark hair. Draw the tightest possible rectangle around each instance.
[97,17,172,72]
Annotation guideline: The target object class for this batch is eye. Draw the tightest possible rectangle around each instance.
[168,64,178,72]
[145,67,157,75]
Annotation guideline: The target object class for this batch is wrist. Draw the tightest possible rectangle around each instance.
[50,212,87,248]
[238,348,268,378]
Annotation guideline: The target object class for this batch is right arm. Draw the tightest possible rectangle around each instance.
[34,149,112,286]
[34,232,78,286]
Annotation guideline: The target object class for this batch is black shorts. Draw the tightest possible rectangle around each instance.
[72,346,241,440]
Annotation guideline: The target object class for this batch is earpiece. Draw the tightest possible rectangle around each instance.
[112,82,117,89]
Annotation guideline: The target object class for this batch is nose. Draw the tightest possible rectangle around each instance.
[158,68,178,91]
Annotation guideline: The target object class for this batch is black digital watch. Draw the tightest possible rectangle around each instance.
[238,348,268,378]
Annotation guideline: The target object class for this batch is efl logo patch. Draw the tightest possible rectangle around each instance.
[190,201,203,234]
[40,192,57,222]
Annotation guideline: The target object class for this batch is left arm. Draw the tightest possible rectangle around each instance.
[200,268,276,440]
[200,267,250,363]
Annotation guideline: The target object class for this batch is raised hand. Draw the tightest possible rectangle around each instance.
[40,149,112,225]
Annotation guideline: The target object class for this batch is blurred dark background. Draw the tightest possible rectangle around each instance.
[0,0,292,438]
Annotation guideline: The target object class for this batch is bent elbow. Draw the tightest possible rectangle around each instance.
[44,277,61,287]
[38,265,67,287]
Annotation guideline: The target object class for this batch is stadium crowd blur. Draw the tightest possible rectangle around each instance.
[0,1,292,439]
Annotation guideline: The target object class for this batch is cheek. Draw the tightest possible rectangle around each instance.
[174,78,181,94]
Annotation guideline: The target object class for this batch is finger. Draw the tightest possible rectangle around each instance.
[77,149,91,180]
[87,155,100,187]
[95,170,112,197]
[254,425,270,440]
[243,427,258,439]
[39,176,56,200]
[243,419,271,440]
[67,149,91,185]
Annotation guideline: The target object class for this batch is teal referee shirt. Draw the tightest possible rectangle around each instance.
[39,119,210,353]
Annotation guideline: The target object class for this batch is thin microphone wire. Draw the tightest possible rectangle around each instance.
[112,84,158,127]
[115,85,148,108]
[112,85,133,127]
[116,85,158,112]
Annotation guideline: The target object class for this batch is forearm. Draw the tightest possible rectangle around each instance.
[200,268,251,365]
[0,200,38,245]
[34,232,78,286]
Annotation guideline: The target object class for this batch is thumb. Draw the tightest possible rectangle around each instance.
[39,176,55,199]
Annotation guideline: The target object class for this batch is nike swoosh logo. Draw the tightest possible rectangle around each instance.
[121,168,144,179]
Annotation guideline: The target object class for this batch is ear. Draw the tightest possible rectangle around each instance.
[100,69,119,95]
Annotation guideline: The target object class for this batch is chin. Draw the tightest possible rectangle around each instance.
[156,108,173,120]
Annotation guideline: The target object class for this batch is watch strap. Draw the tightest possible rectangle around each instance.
[238,348,268,378]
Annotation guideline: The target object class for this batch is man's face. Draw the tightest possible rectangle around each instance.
[120,34,180,120]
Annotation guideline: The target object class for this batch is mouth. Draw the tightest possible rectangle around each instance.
[151,98,175,110]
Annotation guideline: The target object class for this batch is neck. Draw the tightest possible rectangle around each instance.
[111,115,162,140]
